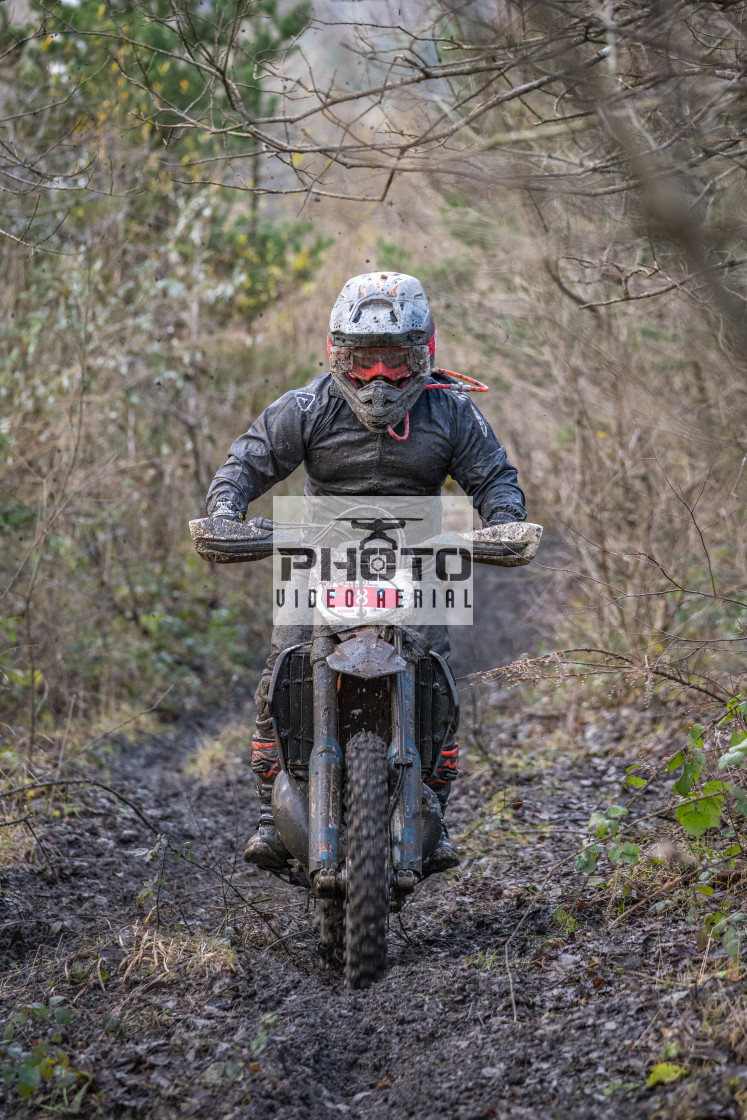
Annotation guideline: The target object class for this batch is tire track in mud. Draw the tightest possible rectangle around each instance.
[1,699,725,1120]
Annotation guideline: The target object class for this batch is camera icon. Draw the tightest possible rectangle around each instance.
[368,554,388,575]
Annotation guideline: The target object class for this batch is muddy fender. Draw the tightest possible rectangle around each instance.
[272,771,309,864]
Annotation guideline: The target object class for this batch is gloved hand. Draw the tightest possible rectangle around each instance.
[206,506,272,536]
[208,502,242,522]
[484,512,519,527]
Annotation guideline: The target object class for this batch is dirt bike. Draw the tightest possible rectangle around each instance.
[189,512,541,988]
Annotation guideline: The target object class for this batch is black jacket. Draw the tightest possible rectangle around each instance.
[206,374,526,525]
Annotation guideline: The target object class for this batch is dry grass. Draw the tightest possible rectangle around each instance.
[184,721,249,784]
[115,922,239,987]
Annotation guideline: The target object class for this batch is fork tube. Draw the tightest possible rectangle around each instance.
[389,650,422,876]
[308,635,342,876]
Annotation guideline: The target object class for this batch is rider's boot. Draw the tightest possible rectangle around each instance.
[243,738,291,870]
[423,745,461,876]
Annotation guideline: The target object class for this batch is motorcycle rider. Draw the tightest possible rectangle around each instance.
[206,271,526,875]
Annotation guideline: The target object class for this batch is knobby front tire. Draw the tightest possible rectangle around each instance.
[344,730,389,989]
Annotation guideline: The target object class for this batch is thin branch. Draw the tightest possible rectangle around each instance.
[0,778,159,834]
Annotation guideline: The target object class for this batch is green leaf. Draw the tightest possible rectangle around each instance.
[688,724,703,743]
[54,1007,72,1025]
[730,785,747,817]
[723,925,741,960]
[730,730,747,748]
[575,843,603,874]
[696,884,714,896]
[666,751,685,772]
[607,805,628,820]
[718,746,747,770]
[17,1063,41,1095]
[588,811,609,838]
[674,760,698,795]
[625,775,647,789]
[683,785,726,834]
[702,801,723,830]
[608,841,640,866]
[646,1063,688,1087]
[25,1042,47,1064]
[675,800,712,837]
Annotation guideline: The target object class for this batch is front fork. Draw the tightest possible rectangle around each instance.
[388,640,422,896]
[308,632,343,895]
[307,629,422,899]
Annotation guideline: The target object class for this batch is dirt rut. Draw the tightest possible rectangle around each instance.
[1,700,744,1119]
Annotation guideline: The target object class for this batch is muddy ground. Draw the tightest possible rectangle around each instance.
[2,680,747,1120]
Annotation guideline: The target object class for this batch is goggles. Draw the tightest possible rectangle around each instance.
[335,345,429,387]
[349,347,412,384]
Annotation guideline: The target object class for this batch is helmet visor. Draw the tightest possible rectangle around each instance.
[349,346,413,384]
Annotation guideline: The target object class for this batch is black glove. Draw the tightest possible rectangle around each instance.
[208,502,242,522]
[484,512,519,527]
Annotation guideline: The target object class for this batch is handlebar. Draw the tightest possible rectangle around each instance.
[188,517,542,567]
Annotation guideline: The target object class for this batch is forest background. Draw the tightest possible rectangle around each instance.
[2,5,747,1115]
[0,0,746,867]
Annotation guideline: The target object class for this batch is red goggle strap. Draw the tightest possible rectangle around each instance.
[424,368,489,393]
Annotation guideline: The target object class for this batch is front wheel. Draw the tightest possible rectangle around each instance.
[344,730,389,988]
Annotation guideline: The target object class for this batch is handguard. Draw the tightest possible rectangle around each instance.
[189,516,543,567]
[189,516,280,564]
[463,522,542,567]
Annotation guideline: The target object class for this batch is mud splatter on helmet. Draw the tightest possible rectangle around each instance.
[328,271,436,434]
[329,271,435,348]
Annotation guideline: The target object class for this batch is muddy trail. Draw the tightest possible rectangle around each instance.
[3,684,746,1120]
